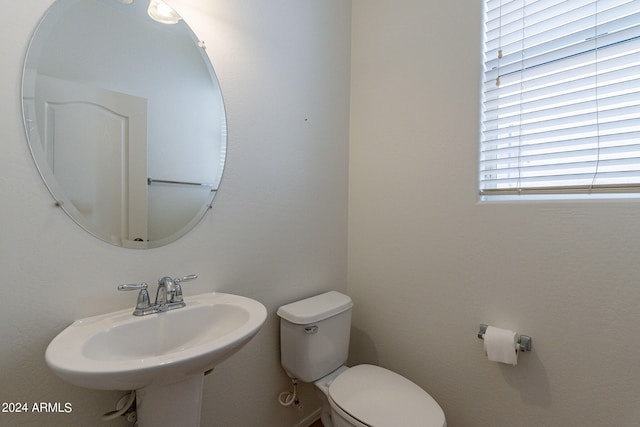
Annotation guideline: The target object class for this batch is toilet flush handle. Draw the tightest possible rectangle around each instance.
[304,325,318,334]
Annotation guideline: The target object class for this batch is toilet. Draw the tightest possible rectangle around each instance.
[277,291,446,427]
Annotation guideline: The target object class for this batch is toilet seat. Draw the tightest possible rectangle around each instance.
[328,364,446,427]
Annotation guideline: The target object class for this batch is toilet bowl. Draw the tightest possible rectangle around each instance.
[277,291,446,427]
[315,364,446,427]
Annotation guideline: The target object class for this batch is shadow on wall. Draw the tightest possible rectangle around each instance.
[500,350,551,408]
[347,326,379,367]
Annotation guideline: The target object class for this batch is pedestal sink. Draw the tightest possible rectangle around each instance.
[45,292,267,427]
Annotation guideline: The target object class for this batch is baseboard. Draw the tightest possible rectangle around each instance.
[293,407,322,427]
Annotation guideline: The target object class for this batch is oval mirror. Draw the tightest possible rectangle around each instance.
[22,0,227,249]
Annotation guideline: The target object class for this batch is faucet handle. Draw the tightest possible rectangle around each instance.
[175,274,198,283]
[173,274,197,303]
[118,283,152,316]
[118,283,149,291]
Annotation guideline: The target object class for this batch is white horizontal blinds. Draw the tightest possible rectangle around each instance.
[480,0,640,196]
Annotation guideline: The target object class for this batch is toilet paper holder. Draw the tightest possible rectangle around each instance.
[477,324,532,352]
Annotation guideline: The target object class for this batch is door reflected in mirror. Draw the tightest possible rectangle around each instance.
[22,0,226,248]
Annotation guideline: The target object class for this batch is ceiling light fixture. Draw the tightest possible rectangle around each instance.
[147,0,182,24]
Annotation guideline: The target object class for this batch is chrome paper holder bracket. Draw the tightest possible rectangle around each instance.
[478,323,532,352]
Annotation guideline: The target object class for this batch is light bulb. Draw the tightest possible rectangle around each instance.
[147,0,181,24]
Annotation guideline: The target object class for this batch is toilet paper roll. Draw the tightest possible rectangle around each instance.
[483,326,518,366]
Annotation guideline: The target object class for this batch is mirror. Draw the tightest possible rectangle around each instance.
[22,0,227,249]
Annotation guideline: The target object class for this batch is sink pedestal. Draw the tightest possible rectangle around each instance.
[136,374,204,427]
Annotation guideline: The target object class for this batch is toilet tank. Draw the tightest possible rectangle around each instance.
[277,291,353,383]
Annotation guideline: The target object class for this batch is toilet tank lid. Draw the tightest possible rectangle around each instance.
[277,291,353,324]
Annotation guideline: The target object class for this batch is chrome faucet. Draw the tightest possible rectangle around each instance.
[118,274,198,316]
[156,276,176,310]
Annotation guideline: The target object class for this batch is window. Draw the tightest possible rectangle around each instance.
[479,0,640,197]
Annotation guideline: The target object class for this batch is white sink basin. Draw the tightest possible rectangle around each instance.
[46,292,267,391]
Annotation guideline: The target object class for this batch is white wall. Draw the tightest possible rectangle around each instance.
[0,0,350,426]
[349,1,640,426]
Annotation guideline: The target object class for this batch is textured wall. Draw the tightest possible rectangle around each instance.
[348,1,640,426]
[0,0,350,426]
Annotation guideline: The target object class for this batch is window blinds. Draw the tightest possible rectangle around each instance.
[480,0,640,196]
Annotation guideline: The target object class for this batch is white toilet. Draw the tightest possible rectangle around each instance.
[277,291,446,427]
